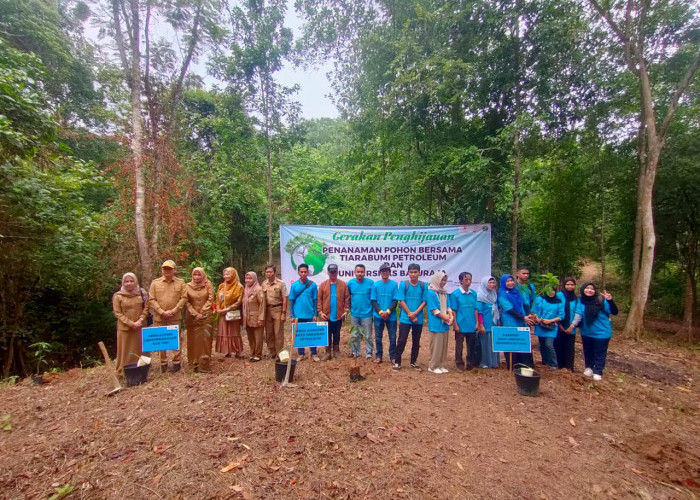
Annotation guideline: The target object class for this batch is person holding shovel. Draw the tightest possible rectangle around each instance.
[288,263,319,361]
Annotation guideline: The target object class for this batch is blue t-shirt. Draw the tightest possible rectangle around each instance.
[574,298,615,339]
[371,279,398,320]
[427,289,450,333]
[517,283,537,313]
[498,295,527,327]
[450,288,478,333]
[289,279,317,320]
[395,280,427,325]
[347,278,374,319]
[477,300,496,332]
[330,283,337,321]
[556,291,579,330]
[532,296,565,338]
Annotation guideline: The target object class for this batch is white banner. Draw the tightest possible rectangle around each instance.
[280,225,491,292]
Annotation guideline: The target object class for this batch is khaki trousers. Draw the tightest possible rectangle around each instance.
[264,307,285,355]
[429,330,449,370]
[247,325,265,359]
[153,319,182,366]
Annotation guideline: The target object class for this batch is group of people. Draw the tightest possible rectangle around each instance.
[112,261,618,382]
[112,260,288,374]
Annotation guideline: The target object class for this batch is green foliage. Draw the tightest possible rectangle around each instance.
[535,272,560,297]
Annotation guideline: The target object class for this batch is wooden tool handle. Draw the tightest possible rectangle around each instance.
[98,341,122,387]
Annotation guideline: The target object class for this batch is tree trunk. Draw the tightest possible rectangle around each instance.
[675,273,697,342]
[511,127,521,276]
[124,0,152,284]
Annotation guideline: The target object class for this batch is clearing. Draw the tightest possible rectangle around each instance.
[1,330,698,499]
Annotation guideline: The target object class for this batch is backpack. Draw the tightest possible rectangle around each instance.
[404,280,425,293]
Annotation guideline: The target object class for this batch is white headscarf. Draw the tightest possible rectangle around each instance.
[117,272,141,297]
[429,271,448,315]
[476,275,499,325]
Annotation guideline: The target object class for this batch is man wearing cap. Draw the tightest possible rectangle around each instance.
[262,264,288,357]
[149,260,188,372]
[371,263,398,363]
[317,263,350,360]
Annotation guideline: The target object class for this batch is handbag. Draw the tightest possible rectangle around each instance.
[225,309,241,321]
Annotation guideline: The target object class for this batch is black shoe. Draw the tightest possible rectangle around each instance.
[169,363,181,372]
[160,364,168,373]
[410,363,422,371]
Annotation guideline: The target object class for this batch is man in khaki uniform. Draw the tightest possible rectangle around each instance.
[261,264,287,357]
[149,260,188,372]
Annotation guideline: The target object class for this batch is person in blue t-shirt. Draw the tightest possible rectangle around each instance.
[288,263,319,361]
[393,263,428,370]
[516,267,537,315]
[427,271,454,374]
[450,272,480,370]
[532,290,565,369]
[497,274,536,369]
[570,282,618,381]
[476,276,501,368]
[371,262,398,363]
[554,277,578,371]
[347,264,375,358]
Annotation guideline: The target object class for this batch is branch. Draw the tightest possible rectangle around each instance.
[111,0,131,83]
[588,0,640,75]
[658,47,700,141]
[167,0,203,133]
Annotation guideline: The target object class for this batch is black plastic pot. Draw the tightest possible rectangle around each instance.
[123,362,149,386]
[514,367,540,397]
[275,360,297,383]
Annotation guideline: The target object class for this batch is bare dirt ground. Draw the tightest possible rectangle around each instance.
[1,326,699,500]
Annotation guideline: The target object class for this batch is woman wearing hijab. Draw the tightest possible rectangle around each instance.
[215,267,245,358]
[554,277,578,371]
[497,274,535,369]
[532,289,565,370]
[112,272,149,374]
[571,283,618,381]
[476,276,501,368]
[186,267,214,372]
[426,272,454,374]
[243,271,266,362]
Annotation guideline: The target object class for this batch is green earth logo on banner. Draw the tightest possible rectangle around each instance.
[284,234,328,276]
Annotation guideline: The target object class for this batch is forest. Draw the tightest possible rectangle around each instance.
[0,0,698,377]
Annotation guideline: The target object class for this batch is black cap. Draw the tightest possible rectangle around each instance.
[379,263,391,272]
[327,264,338,272]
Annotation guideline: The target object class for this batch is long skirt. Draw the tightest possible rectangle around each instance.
[116,327,143,374]
[187,319,214,366]
[216,319,243,355]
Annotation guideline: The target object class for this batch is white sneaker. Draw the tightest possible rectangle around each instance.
[440,368,449,373]
[593,374,602,382]
[428,368,442,374]
[583,368,593,377]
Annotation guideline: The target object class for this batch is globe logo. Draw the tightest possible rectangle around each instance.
[284,234,328,276]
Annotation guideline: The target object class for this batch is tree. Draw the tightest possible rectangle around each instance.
[587,0,700,339]
[222,0,298,263]
[101,0,223,283]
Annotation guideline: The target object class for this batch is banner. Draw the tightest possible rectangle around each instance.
[491,327,532,353]
[280,225,491,292]
[142,325,180,352]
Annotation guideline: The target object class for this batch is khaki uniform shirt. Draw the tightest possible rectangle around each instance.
[262,279,287,309]
[149,276,188,322]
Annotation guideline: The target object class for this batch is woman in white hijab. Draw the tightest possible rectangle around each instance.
[476,276,501,368]
[112,272,149,374]
[426,271,454,374]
